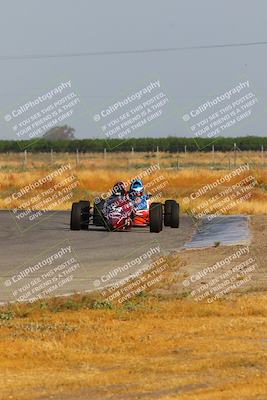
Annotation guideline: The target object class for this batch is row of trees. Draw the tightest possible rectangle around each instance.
[0,136,266,153]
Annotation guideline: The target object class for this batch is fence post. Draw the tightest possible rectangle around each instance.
[50,148,53,163]
[212,145,215,168]
[104,148,107,160]
[233,143,237,167]
[24,149,27,168]
[76,149,79,166]
[261,145,264,167]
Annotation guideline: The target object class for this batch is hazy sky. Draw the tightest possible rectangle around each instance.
[0,1,266,142]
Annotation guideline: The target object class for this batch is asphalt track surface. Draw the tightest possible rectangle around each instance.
[0,210,195,303]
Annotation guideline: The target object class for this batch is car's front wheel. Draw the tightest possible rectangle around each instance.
[70,202,82,230]
[79,200,90,230]
[149,202,163,233]
[164,200,176,226]
[170,202,179,228]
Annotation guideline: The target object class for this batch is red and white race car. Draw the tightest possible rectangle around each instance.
[70,196,179,233]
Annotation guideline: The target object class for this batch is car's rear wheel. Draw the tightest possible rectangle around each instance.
[170,202,180,228]
[79,200,90,230]
[164,200,176,226]
[70,202,82,230]
[93,199,105,226]
[149,202,163,233]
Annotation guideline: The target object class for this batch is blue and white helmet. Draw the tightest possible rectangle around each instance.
[130,179,144,197]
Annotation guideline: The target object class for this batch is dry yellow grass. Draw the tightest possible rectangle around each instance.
[0,151,267,214]
[0,293,266,400]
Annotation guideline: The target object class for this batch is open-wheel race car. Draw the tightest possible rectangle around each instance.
[70,196,179,233]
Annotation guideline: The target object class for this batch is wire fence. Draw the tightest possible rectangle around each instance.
[1,146,266,171]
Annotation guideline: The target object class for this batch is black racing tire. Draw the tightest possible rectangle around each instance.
[79,200,90,230]
[164,200,176,226]
[70,202,82,231]
[170,202,180,228]
[93,199,105,226]
[149,202,163,233]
